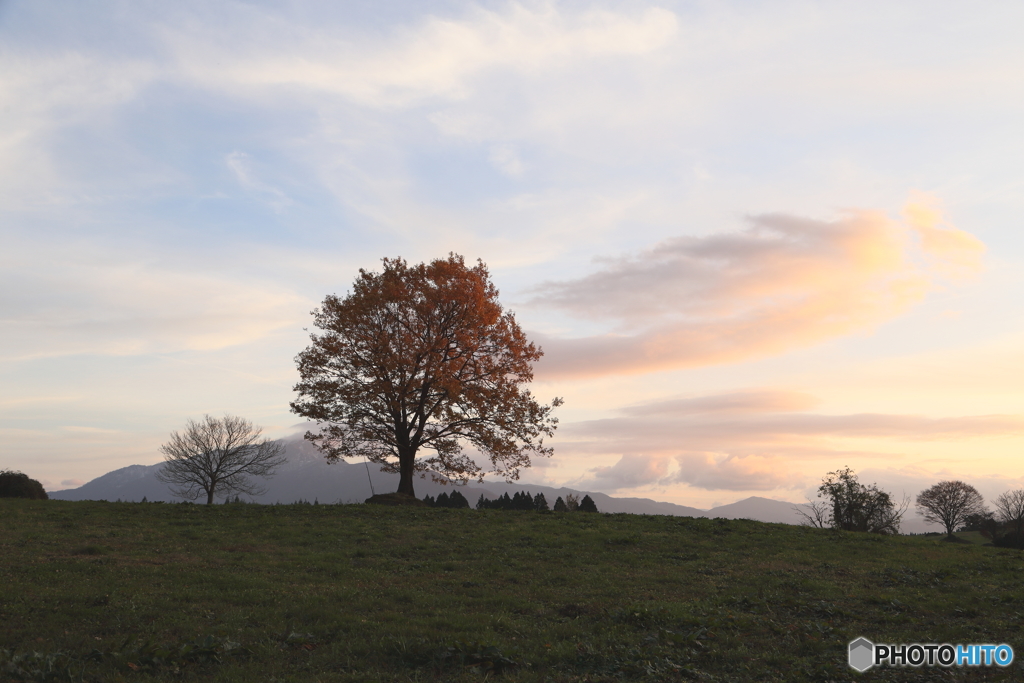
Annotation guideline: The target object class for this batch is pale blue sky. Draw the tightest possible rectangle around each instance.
[3,1,1024,511]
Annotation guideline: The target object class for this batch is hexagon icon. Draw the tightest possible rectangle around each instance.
[848,637,874,672]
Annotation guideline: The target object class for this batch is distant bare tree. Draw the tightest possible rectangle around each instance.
[795,498,831,529]
[994,489,1024,540]
[564,493,580,512]
[916,481,986,537]
[157,415,285,505]
[871,492,910,535]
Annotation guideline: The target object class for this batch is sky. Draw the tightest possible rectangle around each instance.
[3,0,1024,515]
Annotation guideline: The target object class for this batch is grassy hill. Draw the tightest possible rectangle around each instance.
[1,500,1021,682]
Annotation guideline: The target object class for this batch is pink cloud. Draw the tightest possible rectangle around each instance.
[576,452,673,491]
[530,208,984,379]
[618,390,819,416]
[553,390,1024,492]
[672,453,795,491]
[903,195,985,275]
[561,411,1024,456]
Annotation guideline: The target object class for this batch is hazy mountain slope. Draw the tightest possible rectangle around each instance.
[49,436,485,504]
[706,496,810,525]
[706,494,932,533]
[50,463,173,503]
[49,435,864,527]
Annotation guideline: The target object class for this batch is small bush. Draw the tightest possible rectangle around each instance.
[0,470,47,500]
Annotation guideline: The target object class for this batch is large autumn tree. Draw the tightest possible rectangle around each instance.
[291,254,561,498]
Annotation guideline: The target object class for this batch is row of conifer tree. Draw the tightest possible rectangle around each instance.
[422,489,598,512]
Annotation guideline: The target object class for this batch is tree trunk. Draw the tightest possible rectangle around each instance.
[206,487,215,505]
[397,447,416,498]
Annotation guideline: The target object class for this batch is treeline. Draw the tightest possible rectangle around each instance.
[800,466,1024,545]
[422,491,471,508]
[477,491,548,510]
[422,490,599,512]
[476,491,598,512]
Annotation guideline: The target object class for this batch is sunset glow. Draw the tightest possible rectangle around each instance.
[2,1,1024,518]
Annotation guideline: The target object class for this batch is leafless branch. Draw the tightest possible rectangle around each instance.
[157,414,285,504]
[795,498,831,529]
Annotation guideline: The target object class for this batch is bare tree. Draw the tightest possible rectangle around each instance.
[795,498,831,529]
[916,481,986,537]
[157,415,285,505]
[994,489,1024,540]
[861,489,910,536]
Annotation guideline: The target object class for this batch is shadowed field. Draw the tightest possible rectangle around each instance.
[1,500,1022,681]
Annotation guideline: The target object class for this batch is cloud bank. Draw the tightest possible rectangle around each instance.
[562,390,1023,493]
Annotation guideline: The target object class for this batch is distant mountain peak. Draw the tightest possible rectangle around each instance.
[46,439,868,528]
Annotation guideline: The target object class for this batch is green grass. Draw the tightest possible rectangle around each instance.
[952,531,992,546]
[2,500,1023,681]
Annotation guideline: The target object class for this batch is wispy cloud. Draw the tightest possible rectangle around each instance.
[225,151,293,212]
[903,193,985,277]
[0,247,308,360]
[530,207,984,378]
[0,52,157,209]
[564,409,1024,452]
[164,5,678,107]
[488,144,526,177]
[618,390,820,416]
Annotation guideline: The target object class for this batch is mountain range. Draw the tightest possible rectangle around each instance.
[47,434,932,530]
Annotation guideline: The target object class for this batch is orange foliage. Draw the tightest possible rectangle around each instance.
[291,254,562,497]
